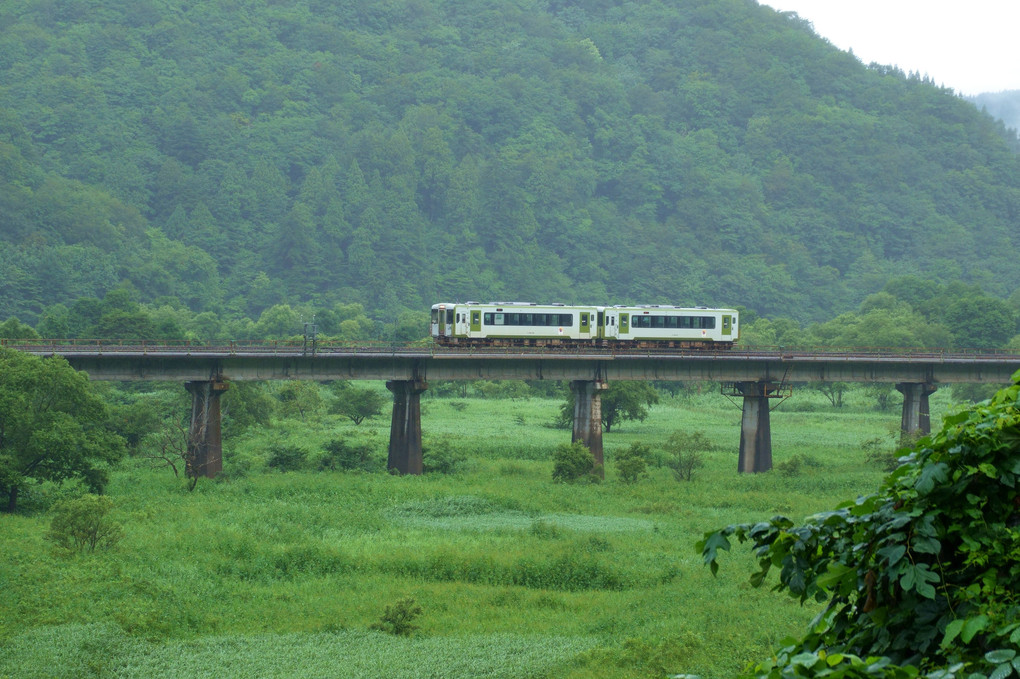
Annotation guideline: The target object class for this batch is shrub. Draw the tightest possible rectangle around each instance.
[46,494,124,554]
[664,430,709,482]
[667,452,703,482]
[319,439,376,472]
[862,436,904,472]
[422,436,467,474]
[551,442,601,484]
[267,444,307,472]
[615,442,652,483]
[774,453,821,476]
[369,597,422,636]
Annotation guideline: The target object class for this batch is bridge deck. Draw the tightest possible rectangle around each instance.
[6,341,1019,384]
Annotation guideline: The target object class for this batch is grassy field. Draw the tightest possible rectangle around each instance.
[0,384,957,678]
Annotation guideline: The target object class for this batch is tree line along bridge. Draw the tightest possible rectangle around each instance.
[8,340,1020,476]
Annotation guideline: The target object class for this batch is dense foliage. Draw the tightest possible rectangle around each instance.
[699,370,1020,677]
[0,348,126,512]
[1,0,1019,329]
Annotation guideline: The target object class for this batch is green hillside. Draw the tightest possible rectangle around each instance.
[1,0,1019,327]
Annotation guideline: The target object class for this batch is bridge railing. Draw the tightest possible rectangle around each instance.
[3,338,1019,361]
[0,338,439,355]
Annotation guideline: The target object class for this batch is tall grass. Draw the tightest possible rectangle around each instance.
[0,385,954,678]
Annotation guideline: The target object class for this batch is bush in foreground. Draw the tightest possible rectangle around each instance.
[552,442,601,484]
[699,371,1020,677]
[615,442,652,483]
[46,494,123,554]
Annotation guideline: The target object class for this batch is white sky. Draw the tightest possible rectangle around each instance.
[759,0,1020,96]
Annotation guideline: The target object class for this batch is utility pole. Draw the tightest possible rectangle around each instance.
[302,316,317,355]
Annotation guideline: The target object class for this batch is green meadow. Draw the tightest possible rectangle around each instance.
[0,384,955,678]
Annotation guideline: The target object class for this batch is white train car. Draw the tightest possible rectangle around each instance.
[432,302,739,349]
[599,305,738,348]
[431,302,597,346]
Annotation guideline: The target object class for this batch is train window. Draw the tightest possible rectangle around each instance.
[652,316,665,328]
[447,310,454,324]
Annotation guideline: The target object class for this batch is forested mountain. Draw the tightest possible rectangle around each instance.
[1,0,1019,329]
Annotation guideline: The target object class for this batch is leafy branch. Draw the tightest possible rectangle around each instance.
[698,371,1020,678]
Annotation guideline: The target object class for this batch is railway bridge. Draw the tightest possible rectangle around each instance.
[9,341,1020,476]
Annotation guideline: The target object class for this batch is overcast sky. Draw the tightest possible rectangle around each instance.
[759,0,1020,96]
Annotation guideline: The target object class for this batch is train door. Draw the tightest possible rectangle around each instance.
[602,310,619,339]
[470,309,482,335]
[437,305,448,340]
[431,306,441,339]
[619,313,630,338]
[432,305,453,340]
[579,312,591,337]
[721,314,733,337]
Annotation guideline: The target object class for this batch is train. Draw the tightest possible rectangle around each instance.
[431,302,738,349]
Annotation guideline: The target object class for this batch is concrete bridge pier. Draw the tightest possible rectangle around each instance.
[737,381,773,473]
[184,380,228,478]
[896,382,937,436]
[386,379,428,475]
[570,380,608,475]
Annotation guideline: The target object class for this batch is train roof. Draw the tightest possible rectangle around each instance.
[432,301,738,312]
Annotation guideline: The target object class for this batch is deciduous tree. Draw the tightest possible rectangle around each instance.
[559,382,661,433]
[329,381,386,425]
[0,348,126,513]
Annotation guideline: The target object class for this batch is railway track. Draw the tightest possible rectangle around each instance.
[4,338,1018,362]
